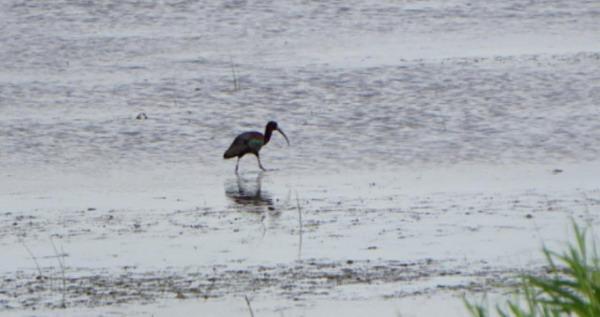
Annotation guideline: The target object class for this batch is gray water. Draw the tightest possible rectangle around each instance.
[1,0,600,173]
[2,2,600,314]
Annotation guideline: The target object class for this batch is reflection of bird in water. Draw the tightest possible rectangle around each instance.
[223,121,290,173]
[225,172,274,212]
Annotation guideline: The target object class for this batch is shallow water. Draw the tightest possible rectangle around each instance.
[1,0,600,173]
[1,0,600,316]
[2,163,600,315]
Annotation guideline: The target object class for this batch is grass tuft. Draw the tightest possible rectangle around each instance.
[465,222,600,317]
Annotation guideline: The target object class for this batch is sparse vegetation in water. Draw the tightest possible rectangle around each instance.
[465,222,600,317]
[230,56,240,92]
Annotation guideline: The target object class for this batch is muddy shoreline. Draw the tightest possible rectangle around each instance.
[2,258,529,311]
[1,164,599,315]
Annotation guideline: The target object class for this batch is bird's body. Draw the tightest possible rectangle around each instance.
[224,121,289,173]
[224,131,266,158]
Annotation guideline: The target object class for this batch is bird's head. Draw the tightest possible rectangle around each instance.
[266,121,290,145]
[266,121,278,131]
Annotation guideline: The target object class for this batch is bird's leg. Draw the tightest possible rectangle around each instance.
[235,157,240,174]
[256,154,267,171]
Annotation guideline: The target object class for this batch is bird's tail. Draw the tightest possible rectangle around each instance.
[223,148,237,159]
[224,141,246,159]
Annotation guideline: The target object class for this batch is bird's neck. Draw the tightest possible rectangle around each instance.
[264,127,274,144]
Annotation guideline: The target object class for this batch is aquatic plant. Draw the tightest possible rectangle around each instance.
[465,222,600,317]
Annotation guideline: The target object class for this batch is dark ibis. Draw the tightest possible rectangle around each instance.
[223,121,290,173]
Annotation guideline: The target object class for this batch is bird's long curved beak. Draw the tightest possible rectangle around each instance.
[277,128,290,145]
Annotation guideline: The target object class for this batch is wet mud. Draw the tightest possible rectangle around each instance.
[1,0,599,315]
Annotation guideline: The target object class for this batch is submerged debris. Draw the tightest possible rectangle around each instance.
[0,259,530,310]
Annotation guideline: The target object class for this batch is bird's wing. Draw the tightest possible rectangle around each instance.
[223,131,264,158]
[246,135,264,152]
[244,132,265,152]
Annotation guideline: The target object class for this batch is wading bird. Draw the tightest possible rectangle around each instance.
[224,121,290,173]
